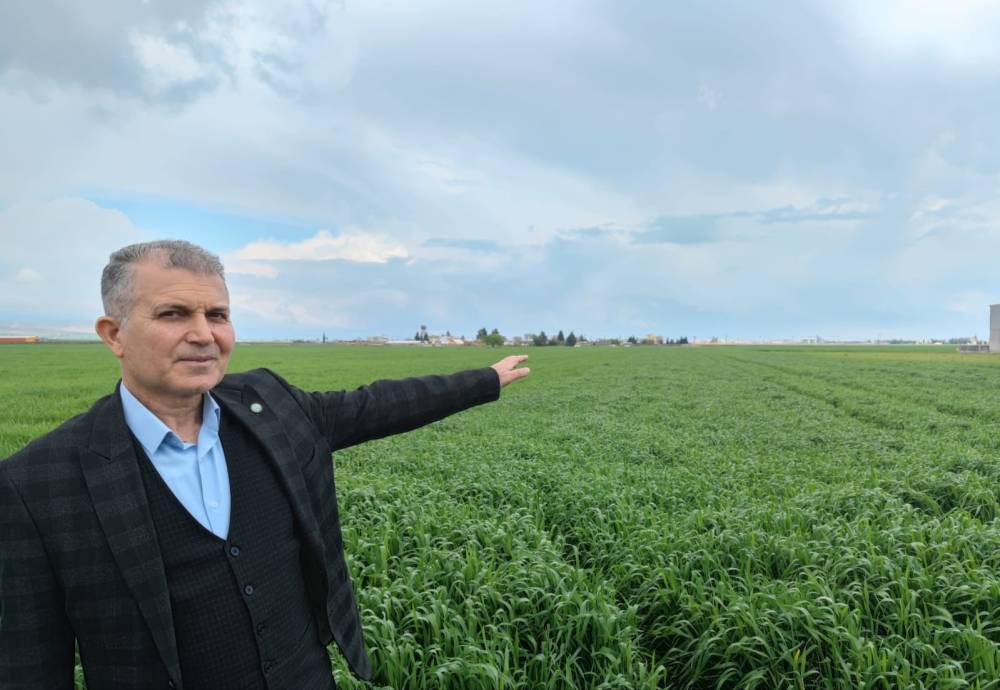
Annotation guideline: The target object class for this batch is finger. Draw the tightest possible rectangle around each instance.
[500,367,530,386]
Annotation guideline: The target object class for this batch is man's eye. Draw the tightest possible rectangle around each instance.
[209,312,230,322]
[158,311,180,318]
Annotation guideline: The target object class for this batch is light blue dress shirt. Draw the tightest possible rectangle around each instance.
[120,382,231,539]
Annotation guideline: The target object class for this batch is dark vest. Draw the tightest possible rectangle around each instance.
[136,415,335,690]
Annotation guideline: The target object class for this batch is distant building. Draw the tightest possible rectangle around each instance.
[957,307,997,353]
[0,336,40,344]
[991,305,1000,352]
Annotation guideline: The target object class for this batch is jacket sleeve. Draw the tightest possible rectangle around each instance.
[0,462,75,690]
[271,367,501,452]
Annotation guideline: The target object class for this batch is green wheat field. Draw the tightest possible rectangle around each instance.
[5,343,1000,689]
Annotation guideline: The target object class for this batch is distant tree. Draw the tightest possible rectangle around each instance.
[534,331,549,346]
[446,330,452,337]
[476,327,488,341]
[556,330,565,344]
[490,328,500,336]
[566,332,577,347]
[414,331,421,341]
[627,335,638,345]
[678,336,688,345]
[483,332,504,347]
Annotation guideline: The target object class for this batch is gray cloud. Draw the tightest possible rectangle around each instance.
[4,2,1000,339]
[756,199,872,224]
[631,199,871,245]
[632,215,727,245]
[0,0,219,98]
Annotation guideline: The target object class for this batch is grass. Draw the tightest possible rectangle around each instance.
[4,343,1000,688]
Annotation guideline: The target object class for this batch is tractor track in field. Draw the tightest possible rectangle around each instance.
[725,354,976,434]
[726,353,996,424]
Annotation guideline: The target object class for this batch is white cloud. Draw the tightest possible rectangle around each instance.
[948,290,995,316]
[833,0,1000,67]
[201,0,359,97]
[887,193,1000,315]
[234,229,409,263]
[698,84,722,111]
[10,267,43,284]
[129,31,205,91]
[226,280,415,336]
[909,195,955,221]
[0,198,147,328]
[229,289,348,329]
[224,257,280,279]
[5,2,1000,340]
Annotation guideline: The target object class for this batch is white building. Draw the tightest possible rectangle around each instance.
[992,305,1000,352]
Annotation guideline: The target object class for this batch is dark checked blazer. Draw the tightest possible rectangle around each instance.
[0,366,500,690]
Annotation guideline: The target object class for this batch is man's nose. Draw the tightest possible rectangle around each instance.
[186,313,213,342]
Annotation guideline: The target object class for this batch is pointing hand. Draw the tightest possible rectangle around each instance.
[491,355,530,388]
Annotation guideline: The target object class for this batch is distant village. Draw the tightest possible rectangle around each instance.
[0,332,989,347]
[4,308,998,350]
[299,325,691,348]
[285,328,985,348]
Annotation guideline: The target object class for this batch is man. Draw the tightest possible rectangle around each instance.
[0,240,529,690]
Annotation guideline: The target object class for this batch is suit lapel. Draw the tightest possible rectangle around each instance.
[80,388,183,686]
[213,384,324,555]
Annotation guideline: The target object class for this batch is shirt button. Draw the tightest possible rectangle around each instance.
[229,545,241,557]
[256,622,267,636]
[243,584,254,596]
[209,501,219,509]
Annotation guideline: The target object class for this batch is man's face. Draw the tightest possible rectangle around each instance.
[103,260,235,405]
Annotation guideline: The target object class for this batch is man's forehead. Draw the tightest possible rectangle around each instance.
[132,261,229,301]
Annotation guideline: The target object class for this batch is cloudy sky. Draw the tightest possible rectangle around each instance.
[3,0,1000,341]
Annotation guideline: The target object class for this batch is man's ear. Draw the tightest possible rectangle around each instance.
[95,316,125,358]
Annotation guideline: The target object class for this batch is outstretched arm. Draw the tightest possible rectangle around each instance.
[277,356,531,452]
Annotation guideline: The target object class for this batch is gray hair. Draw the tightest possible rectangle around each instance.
[101,240,226,322]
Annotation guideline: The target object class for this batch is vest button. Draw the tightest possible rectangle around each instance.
[168,682,175,689]
[229,545,241,557]
[243,584,254,596]
[263,660,274,672]
[256,622,267,636]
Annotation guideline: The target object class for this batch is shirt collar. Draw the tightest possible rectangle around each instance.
[120,381,221,459]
